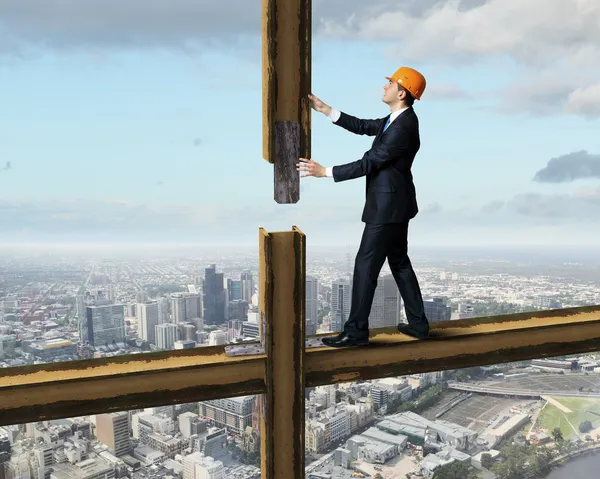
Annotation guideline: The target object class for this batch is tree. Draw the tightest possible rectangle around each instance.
[552,427,564,442]
[433,461,477,479]
[579,420,593,433]
[480,453,493,469]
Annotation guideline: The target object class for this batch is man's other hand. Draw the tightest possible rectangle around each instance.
[308,94,332,116]
[297,158,326,178]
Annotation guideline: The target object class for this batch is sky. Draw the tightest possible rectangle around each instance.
[1,0,600,249]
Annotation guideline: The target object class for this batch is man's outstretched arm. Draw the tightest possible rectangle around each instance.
[297,126,410,180]
[332,126,411,182]
[309,93,384,136]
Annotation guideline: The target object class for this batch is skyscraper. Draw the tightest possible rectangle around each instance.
[424,297,452,323]
[369,274,403,328]
[331,280,351,333]
[84,305,126,346]
[241,271,253,302]
[306,276,319,335]
[203,265,226,325]
[137,301,159,344]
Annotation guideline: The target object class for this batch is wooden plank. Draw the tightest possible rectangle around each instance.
[305,305,600,387]
[261,227,306,479]
[0,345,265,426]
[262,0,311,204]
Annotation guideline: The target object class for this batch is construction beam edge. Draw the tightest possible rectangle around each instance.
[305,305,600,387]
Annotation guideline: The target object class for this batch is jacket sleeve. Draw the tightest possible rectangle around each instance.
[334,111,387,136]
[332,125,410,182]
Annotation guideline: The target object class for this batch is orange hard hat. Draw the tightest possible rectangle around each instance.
[385,66,426,100]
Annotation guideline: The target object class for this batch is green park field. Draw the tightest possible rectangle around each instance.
[537,397,600,439]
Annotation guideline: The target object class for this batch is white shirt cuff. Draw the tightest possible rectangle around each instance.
[327,108,341,123]
[325,167,333,177]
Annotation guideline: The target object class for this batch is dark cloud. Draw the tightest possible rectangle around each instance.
[533,150,600,183]
[481,200,504,214]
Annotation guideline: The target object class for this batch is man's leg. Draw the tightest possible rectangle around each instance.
[342,223,389,338]
[387,221,429,337]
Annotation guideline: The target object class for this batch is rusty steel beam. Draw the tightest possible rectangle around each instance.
[260,227,306,479]
[0,345,265,426]
[305,305,600,387]
[262,0,311,204]
[0,292,599,435]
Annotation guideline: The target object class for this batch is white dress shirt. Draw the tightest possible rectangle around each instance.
[324,106,409,178]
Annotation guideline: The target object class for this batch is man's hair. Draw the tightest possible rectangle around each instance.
[398,85,415,106]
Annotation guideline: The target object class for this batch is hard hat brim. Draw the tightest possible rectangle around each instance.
[385,76,421,100]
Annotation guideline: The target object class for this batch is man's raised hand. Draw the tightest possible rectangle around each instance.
[308,94,332,116]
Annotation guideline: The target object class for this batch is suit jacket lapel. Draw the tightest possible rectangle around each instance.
[377,107,413,139]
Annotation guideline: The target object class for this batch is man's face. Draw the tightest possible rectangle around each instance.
[383,80,403,103]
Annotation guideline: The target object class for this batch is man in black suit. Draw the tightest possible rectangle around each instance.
[297,66,430,347]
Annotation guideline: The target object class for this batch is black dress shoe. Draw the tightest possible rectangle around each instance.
[397,323,429,339]
[322,332,369,348]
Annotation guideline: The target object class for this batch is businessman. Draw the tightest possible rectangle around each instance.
[296,66,430,348]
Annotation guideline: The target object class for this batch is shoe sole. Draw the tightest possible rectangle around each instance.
[322,339,369,348]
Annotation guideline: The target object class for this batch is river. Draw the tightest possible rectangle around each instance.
[544,452,600,478]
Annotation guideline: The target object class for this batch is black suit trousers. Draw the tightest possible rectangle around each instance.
[343,221,428,337]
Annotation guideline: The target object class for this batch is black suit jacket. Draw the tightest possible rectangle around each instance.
[331,107,420,224]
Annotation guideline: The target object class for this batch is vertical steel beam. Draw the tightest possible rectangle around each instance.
[259,227,306,479]
[262,0,312,204]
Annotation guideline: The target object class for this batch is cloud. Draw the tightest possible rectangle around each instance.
[481,200,504,214]
[422,82,473,101]
[193,138,202,147]
[0,0,457,56]
[0,1,257,53]
[565,83,600,119]
[504,188,600,220]
[422,202,442,214]
[0,162,11,172]
[493,70,600,119]
[321,0,600,68]
[533,150,600,183]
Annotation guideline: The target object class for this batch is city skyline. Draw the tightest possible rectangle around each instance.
[1,0,600,246]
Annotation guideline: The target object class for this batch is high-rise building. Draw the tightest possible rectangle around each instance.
[182,452,225,479]
[95,412,131,457]
[369,274,402,328]
[227,279,242,301]
[84,305,126,346]
[424,297,452,323]
[331,280,351,333]
[203,265,226,325]
[171,293,202,324]
[306,276,319,336]
[156,323,178,350]
[240,271,253,302]
[157,297,169,324]
[199,396,255,437]
[137,301,159,344]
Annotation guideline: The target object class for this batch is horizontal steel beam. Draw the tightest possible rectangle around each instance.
[0,345,265,426]
[0,305,599,426]
[305,305,600,387]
